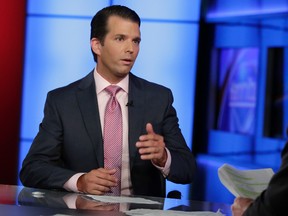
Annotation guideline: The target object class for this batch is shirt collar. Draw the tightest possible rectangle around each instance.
[93,68,129,94]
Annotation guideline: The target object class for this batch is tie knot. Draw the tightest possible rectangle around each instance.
[105,85,122,97]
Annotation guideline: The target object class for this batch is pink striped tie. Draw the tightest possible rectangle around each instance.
[103,85,122,196]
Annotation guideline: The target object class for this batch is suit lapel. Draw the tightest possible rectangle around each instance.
[128,74,146,169]
[76,72,104,167]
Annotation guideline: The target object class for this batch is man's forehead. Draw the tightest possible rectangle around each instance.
[107,15,139,28]
[106,16,140,36]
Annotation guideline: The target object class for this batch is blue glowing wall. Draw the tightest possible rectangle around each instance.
[217,48,259,135]
[19,0,200,199]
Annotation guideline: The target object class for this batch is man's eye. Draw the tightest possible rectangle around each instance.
[133,40,140,44]
[116,37,124,41]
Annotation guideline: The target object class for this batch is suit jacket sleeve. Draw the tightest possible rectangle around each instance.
[128,74,197,197]
[20,72,102,189]
[20,90,78,189]
[244,142,288,216]
[162,89,196,184]
[129,78,197,184]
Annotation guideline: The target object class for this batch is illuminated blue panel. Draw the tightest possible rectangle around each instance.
[261,0,288,12]
[208,130,253,154]
[207,0,260,18]
[113,0,200,21]
[262,19,288,46]
[207,0,288,18]
[215,25,259,47]
[27,0,109,16]
[21,16,95,139]
[216,48,259,135]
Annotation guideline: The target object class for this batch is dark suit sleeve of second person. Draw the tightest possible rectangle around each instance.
[244,142,288,216]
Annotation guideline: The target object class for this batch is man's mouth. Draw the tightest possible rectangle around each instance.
[121,59,133,64]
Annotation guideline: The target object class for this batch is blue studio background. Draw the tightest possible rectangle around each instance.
[0,0,285,205]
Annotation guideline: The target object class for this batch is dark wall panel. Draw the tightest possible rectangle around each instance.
[0,0,26,184]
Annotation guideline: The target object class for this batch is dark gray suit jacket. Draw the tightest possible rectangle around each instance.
[20,71,196,197]
[244,141,288,216]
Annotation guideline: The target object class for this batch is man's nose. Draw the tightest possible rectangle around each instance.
[125,41,134,53]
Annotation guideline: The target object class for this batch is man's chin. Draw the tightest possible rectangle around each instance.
[117,69,131,77]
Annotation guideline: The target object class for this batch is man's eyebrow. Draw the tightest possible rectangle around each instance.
[114,34,125,37]
[134,36,141,41]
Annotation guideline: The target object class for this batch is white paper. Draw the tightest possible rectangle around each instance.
[218,163,274,199]
[85,194,161,204]
[125,208,225,216]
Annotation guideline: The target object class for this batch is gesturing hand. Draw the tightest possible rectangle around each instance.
[136,123,167,167]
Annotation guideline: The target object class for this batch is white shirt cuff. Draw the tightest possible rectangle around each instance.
[152,147,171,177]
[63,173,85,192]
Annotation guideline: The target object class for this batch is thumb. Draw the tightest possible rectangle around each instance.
[146,123,155,135]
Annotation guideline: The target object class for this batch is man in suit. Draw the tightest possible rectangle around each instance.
[231,140,288,216]
[20,5,196,198]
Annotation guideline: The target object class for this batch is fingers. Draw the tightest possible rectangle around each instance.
[138,146,163,160]
[136,123,167,166]
[231,198,243,216]
[231,197,253,216]
[145,123,155,135]
[136,124,164,159]
[138,123,163,144]
[77,168,119,195]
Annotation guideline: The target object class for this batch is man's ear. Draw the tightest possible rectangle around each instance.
[90,38,101,55]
